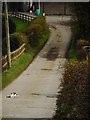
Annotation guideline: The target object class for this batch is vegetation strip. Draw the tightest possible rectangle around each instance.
[53,60,88,119]
[2,15,50,89]
[53,3,90,119]
[9,16,29,32]
[2,29,49,89]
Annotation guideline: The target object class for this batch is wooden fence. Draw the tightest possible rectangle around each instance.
[2,12,36,71]
[9,12,36,22]
[2,43,25,72]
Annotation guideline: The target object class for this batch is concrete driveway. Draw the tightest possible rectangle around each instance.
[1,16,72,119]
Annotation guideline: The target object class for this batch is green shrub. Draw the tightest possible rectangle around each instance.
[2,32,29,56]
[69,49,76,59]
[9,16,28,32]
[32,16,47,29]
[23,16,46,35]
[10,33,29,50]
[29,23,43,36]
[24,23,43,47]
[23,16,47,47]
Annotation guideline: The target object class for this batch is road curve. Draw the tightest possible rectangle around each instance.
[2,16,72,119]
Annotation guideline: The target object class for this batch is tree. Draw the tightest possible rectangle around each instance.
[72,3,90,39]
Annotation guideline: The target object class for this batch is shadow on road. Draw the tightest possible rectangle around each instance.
[43,47,59,61]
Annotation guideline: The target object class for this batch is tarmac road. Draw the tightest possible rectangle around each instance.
[1,16,72,119]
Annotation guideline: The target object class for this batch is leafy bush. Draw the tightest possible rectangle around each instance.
[69,49,76,59]
[32,16,47,29]
[24,24,42,47]
[23,16,48,47]
[11,33,29,50]
[2,33,28,56]
[53,60,89,119]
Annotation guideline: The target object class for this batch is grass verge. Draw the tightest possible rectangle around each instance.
[9,16,28,32]
[2,28,50,89]
[68,37,77,60]
[68,49,76,59]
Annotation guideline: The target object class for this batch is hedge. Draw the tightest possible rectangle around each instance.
[53,60,89,119]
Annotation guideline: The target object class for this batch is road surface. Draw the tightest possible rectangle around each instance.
[1,16,72,119]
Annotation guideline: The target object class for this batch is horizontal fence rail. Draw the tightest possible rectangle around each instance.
[2,43,25,72]
[11,43,25,60]
[9,12,36,22]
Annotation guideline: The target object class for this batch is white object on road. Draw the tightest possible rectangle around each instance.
[6,92,19,98]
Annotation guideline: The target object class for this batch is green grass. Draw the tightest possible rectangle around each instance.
[69,49,76,59]
[35,28,50,48]
[9,16,28,32]
[68,37,77,60]
[2,49,33,88]
[2,28,50,89]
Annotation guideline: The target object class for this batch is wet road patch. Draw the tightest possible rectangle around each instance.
[41,68,52,71]
[31,93,57,98]
[46,47,59,61]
